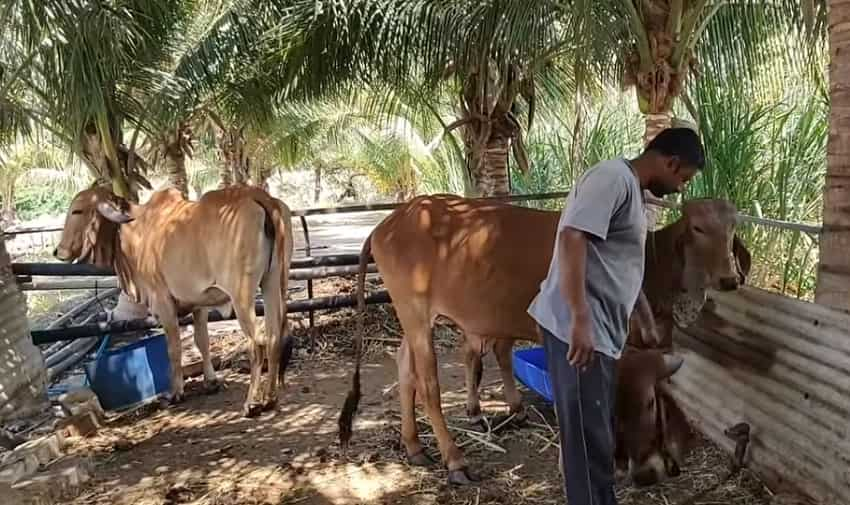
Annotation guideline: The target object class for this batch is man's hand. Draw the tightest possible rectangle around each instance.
[567,314,594,370]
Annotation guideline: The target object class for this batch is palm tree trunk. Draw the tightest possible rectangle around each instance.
[256,162,271,192]
[465,133,511,197]
[815,0,850,309]
[166,153,189,198]
[642,111,673,230]
[218,126,249,187]
[164,122,191,198]
[643,112,673,146]
[314,161,323,203]
[0,228,48,422]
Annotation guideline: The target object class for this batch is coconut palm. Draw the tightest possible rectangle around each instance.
[251,0,579,197]
[0,0,74,423]
[816,0,850,308]
[253,0,825,199]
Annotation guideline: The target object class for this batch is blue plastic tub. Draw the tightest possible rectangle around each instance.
[84,331,172,411]
[512,346,554,404]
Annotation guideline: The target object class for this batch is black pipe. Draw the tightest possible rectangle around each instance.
[13,254,370,277]
[30,290,392,345]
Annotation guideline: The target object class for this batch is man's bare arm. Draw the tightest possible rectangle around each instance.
[558,227,593,368]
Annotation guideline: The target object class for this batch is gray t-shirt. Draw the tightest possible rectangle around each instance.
[527,158,647,359]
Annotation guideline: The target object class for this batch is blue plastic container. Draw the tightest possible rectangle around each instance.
[84,332,172,411]
[512,346,554,404]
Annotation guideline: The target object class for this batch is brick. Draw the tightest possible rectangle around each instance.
[0,432,67,484]
[182,356,221,378]
[57,411,102,438]
[58,388,105,420]
[10,458,92,501]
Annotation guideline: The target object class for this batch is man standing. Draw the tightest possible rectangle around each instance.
[527,128,705,504]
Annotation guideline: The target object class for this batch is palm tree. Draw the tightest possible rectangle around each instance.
[257,1,824,201]
[253,1,577,197]
[815,0,850,308]
[0,0,69,423]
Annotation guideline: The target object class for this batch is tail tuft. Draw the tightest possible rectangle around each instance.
[338,367,361,450]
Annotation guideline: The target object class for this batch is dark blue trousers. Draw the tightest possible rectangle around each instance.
[541,326,618,505]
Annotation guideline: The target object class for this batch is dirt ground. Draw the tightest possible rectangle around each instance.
[9,278,773,505]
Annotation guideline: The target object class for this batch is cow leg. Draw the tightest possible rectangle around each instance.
[408,327,477,485]
[155,303,185,404]
[231,285,265,418]
[398,339,432,467]
[492,339,527,427]
[192,308,222,393]
[463,336,486,429]
[260,267,284,411]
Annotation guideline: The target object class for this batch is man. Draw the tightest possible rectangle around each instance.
[527,127,705,504]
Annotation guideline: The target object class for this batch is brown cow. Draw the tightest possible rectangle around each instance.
[338,194,750,485]
[463,198,752,427]
[613,347,698,486]
[54,184,294,417]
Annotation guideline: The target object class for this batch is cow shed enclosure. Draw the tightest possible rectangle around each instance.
[10,192,850,505]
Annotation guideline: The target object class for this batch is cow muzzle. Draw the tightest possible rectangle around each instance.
[629,450,682,487]
[53,247,73,263]
[630,453,665,487]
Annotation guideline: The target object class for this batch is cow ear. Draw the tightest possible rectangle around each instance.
[732,234,752,284]
[659,354,684,380]
[96,200,133,224]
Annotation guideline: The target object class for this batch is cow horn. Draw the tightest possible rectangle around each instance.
[660,354,685,380]
[96,201,133,224]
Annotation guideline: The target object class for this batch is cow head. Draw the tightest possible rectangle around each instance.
[615,348,694,486]
[676,199,751,294]
[53,186,134,268]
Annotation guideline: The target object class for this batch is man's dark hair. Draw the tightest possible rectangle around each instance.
[644,127,705,169]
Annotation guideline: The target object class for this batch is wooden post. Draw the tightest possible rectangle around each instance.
[816,0,850,310]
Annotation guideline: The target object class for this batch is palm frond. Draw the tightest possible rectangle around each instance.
[694,0,827,104]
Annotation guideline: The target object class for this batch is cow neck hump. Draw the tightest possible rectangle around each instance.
[112,211,143,304]
[644,221,685,308]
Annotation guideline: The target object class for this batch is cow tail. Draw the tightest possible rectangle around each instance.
[338,231,372,452]
[255,197,294,375]
[275,205,294,380]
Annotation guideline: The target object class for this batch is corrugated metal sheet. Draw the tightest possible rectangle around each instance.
[669,286,850,504]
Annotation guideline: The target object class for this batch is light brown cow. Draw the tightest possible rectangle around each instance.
[338,194,750,485]
[54,184,294,417]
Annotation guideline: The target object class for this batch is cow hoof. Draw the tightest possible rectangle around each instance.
[492,411,527,432]
[665,458,681,477]
[447,468,481,486]
[243,403,263,418]
[203,380,223,395]
[407,450,435,467]
[467,415,488,433]
[262,398,278,412]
